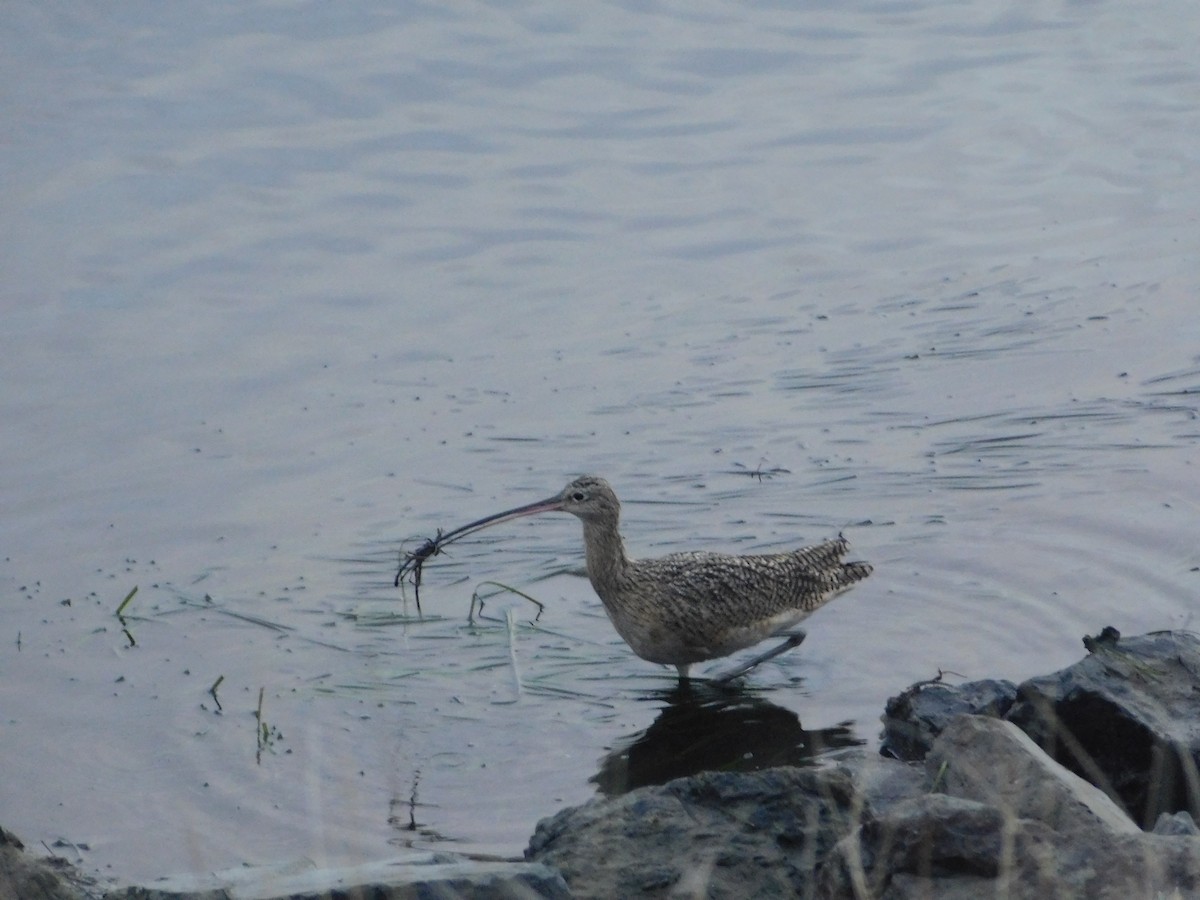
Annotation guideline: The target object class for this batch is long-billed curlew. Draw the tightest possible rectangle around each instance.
[396,475,872,681]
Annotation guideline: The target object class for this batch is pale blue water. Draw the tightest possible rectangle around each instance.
[2,1,1198,887]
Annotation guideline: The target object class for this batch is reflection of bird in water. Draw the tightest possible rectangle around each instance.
[404,475,871,680]
[592,683,862,795]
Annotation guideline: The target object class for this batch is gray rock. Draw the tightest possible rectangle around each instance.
[104,855,569,900]
[927,715,1139,836]
[526,631,1200,900]
[821,705,1200,898]
[881,678,1017,761]
[1006,629,1200,828]
[0,827,91,900]
[1153,811,1200,836]
[527,766,866,899]
[817,793,1014,896]
[820,793,1200,899]
[830,750,926,819]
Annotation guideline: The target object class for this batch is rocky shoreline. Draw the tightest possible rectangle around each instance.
[5,628,1199,899]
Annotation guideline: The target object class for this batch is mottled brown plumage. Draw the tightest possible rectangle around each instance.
[414,475,872,680]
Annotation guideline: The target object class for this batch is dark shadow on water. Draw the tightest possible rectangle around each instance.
[591,681,864,796]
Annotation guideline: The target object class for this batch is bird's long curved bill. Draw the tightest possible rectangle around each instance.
[430,492,565,545]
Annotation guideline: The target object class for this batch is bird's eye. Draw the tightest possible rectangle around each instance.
[571,491,586,501]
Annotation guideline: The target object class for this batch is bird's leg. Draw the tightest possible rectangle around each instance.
[709,630,807,684]
[675,662,691,681]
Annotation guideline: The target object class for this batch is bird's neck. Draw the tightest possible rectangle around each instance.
[581,516,629,597]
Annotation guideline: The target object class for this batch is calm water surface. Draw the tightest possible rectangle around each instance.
[2,1,1198,887]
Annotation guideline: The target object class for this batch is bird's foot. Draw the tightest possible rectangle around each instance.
[709,630,807,684]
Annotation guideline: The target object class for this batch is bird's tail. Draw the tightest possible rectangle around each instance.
[814,534,872,590]
[836,559,873,588]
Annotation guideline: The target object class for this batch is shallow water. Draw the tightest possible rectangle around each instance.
[2,0,1198,887]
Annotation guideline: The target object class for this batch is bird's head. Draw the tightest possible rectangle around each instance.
[554,475,620,523]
